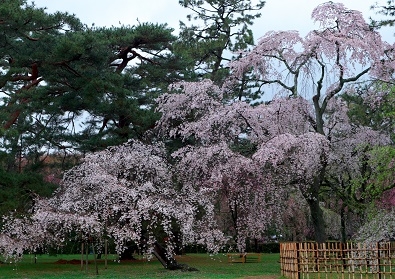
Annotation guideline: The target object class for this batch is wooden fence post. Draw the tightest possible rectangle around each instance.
[340,242,346,271]
[296,242,300,279]
[377,242,381,279]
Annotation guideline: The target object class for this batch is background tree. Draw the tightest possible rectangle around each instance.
[322,96,391,242]
[177,0,265,86]
[351,148,395,245]
[1,1,187,165]
[0,0,84,218]
[342,83,395,136]
[281,193,312,241]
[0,170,57,223]
[0,2,197,240]
[371,0,395,28]
[325,81,395,242]
[0,0,83,170]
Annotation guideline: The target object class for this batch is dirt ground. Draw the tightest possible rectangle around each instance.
[242,276,279,279]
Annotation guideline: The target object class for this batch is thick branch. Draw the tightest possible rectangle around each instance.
[236,109,270,138]
[258,79,294,92]
[312,58,325,134]
[3,63,42,129]
[10,62,39,82]
[322,67,370,113]
[23,33,39,41]
[3,77,43,129]
[113,47,158,73]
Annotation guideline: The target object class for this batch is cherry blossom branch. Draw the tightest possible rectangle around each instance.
[322,67,370,114]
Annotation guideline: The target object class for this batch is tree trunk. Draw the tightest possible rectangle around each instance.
[153,242,179,270]
[307,197,326,243]
[306,170,327,243]
[152,242,198,271]
[340,204,347,243]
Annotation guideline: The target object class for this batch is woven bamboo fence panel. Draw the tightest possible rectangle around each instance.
[280,242,395,279]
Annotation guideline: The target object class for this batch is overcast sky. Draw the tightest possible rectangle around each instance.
[30,0,395,43]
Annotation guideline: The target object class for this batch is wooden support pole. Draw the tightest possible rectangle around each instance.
[85,242,88,272]
[105,239,108,270]
[92,243,99,275]
[81,242,84,271]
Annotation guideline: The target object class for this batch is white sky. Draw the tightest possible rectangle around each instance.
[30,0,395,43]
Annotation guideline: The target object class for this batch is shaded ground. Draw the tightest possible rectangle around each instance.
[53,259,81,264]
[53,258,148,264]
[1,253,281,278]
[242,276,278,279]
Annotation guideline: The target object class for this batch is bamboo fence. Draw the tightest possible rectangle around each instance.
[280,242,395,279]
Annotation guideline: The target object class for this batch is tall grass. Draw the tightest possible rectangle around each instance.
[0,253,281,279]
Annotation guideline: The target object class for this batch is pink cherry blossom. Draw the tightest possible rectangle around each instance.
[0,140,226,260]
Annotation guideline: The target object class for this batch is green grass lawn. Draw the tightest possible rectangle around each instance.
[0,253,281,279]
